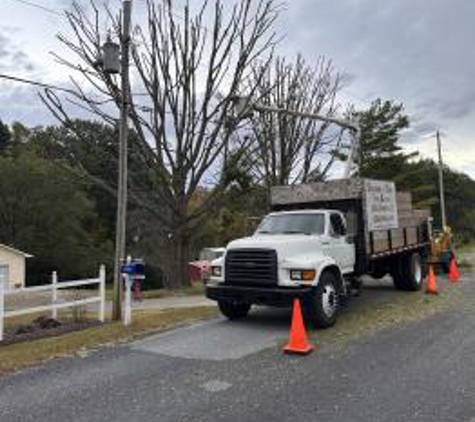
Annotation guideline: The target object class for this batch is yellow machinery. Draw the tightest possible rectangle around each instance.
[430,225,455,273]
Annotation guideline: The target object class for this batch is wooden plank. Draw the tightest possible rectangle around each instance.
[396,192,412,212]
[5,296,101,318]
[370,230,390,253]
[391,229,405,248]
[407,227,418,244]
[372,231,388,241]
[366,225,422,254]
[373,239,389,253]
[413,209,431,219]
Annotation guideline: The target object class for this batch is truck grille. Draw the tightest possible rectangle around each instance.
[225,249,277,286]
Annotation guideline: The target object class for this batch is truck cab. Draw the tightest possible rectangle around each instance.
[206,210,356,328]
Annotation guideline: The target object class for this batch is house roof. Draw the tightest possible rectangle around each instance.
[0,244,33,258]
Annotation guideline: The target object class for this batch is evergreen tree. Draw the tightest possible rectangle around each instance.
[0,151,113,284]
[0,120,11,154]
[353,99,415,180]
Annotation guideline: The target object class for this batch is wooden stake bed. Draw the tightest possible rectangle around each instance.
[270,178,431,275]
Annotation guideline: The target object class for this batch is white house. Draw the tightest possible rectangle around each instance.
[0,244,32,289]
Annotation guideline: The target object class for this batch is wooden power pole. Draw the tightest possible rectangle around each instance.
[112,0,132,321]
[436,130,447,230]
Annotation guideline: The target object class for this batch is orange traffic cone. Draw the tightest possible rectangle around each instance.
[283,299,314,355]
[426,265,438,295]
[448,257,460,283]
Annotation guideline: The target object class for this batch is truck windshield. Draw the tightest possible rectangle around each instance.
[255,213,325,235]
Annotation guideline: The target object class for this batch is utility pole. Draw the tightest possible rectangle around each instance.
[436,130,447,230]
[112,0,132,321]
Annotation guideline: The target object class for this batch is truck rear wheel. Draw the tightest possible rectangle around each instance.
[371,269,387,280]
[218,301,251,320]
[304,271,340,329]
[391,253,423,291]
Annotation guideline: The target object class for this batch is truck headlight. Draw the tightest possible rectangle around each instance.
[290,269,316,281]
[211,266,222,277]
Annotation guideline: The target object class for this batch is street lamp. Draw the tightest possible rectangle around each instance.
[230,95,361,178]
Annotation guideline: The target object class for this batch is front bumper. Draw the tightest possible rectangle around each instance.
[205,283,313,307]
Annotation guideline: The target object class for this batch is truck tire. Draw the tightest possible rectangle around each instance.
[390,256,406,290]
[391,253,423,291]
[371,270,387,280]
[218,301,251,320]
[304,271,340,329]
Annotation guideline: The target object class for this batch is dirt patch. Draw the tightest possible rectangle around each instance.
[312,272,473,350]
[1,315,103,346]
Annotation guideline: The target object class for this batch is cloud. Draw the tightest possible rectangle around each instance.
[435,93,475,121]
[0,27,35,72]
[339,71,357,88]
[274,0,475,178]
[0,84,53,125]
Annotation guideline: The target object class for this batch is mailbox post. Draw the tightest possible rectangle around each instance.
[120,257,145,326]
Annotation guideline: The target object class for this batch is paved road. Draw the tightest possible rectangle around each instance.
[0,269,474,422]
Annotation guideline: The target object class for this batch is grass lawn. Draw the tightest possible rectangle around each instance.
[458,243,475,268]
[105,282,205,301]
[312,274,470,348]
[0,306,218,376]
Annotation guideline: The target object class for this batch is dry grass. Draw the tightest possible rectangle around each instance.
[312,281,469,348]
[458,244,475,269]
[0,306,218,376]
[105,283,205,301]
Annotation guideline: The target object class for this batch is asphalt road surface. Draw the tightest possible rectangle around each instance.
[0,270,474,422]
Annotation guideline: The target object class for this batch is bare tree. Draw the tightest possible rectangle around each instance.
[42,0,280,288]
[241,54,345,195]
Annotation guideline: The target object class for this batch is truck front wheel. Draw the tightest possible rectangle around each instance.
[218,301,251,320]
[304,271,340,329]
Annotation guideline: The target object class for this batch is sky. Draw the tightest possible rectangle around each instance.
[1,0,474,178]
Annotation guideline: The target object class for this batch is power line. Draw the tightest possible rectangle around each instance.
[0,73,75,95]
[6,0,63,16]
[0,73,175,109]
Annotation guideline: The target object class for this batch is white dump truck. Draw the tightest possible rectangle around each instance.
[205,178,432,328]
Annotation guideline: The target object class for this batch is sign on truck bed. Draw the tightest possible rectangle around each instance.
[363,179,398,231]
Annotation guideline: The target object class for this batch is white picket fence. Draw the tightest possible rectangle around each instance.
[0,265,106,342]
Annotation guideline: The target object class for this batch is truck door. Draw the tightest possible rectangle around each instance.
[328,213,355,273]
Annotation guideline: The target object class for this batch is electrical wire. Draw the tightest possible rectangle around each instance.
[0,73,76,95]
[6,0,63,17]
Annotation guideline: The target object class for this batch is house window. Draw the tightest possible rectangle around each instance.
[0,265,9,290]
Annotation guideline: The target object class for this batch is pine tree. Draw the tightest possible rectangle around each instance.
[353,99,415,179]
[0,120,11,154]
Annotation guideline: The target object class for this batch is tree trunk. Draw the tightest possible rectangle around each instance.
[170,229,191,289]
[169,194,191,289]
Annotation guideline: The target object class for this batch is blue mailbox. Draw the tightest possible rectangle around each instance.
[121,260,144,275]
